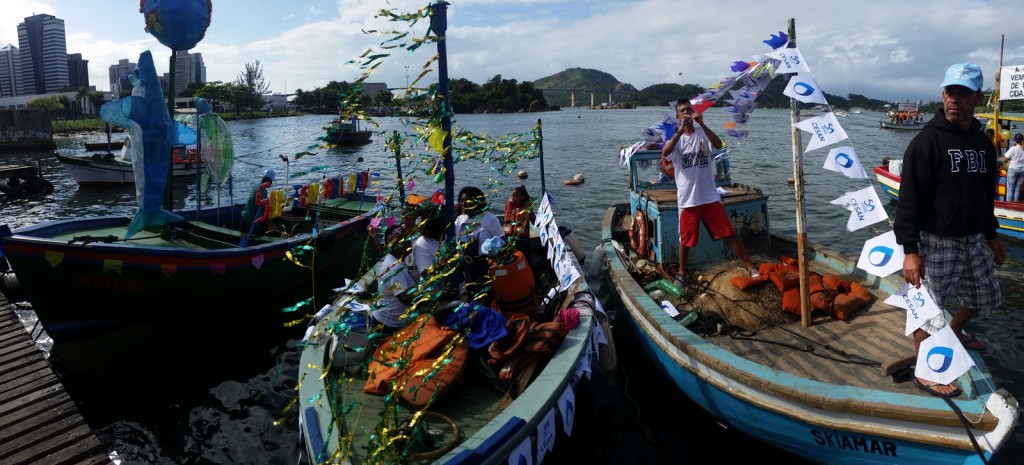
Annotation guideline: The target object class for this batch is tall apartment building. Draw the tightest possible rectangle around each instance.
[0,44,19,97]
[67,53,89,89]
[172,50,206,96]
[17,14,69,95]
[108,58,137,96]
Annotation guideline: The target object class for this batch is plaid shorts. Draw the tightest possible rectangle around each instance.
[918,231,1001,334]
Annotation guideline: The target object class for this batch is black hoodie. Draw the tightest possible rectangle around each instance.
[893,109,999,254]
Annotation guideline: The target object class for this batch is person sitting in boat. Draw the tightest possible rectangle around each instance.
[1004,133,1024,202]
[456,186,504,302]
[894,62,1005,398]
[410,204,445,280]
[370,226,416,334]
[240,169,286,238]
[662,98,758,285]
[503,185,536,253]
[367,195,426,256]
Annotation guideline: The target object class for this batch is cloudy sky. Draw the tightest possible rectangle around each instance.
[3,0,1022,103]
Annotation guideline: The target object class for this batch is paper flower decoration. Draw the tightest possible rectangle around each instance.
[141,0,213,51]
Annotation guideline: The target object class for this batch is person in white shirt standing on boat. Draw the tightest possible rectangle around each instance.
[1003,133,1024,201]
[894,63,1006,398]
[661,98,758,285]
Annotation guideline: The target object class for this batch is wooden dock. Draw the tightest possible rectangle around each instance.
[0,293,112,465]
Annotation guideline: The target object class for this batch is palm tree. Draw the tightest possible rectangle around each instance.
[75,86,90,117]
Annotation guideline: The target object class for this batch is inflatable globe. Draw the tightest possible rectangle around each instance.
[141,0,212,51]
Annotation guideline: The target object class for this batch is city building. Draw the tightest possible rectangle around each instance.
[108,58,137,96]
[66,53,88,90]
[0,44,19,98]
[172,50,206,96]
[16,14,69,95]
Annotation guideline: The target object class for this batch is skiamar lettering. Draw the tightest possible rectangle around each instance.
[811,430,898,457]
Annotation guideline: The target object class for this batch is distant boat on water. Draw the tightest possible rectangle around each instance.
[324,116,373,146]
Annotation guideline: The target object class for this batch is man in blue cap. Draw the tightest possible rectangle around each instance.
[240,169,285,239]
[894,63,1006,397]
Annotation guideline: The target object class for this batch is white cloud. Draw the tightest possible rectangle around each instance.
[8,0,1024,103]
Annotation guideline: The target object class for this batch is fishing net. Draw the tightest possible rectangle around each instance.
[682,260,790,332]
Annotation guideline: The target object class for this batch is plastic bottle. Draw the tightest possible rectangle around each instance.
[643,278,683,299]
[588,244,606,277]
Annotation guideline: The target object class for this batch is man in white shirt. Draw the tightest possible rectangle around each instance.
[661,98,758,285]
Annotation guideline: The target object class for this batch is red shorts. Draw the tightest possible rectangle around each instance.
[679,202,734,248]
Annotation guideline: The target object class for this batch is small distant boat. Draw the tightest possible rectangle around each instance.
[84,141,125,151]
[852,108,864,114]
[324,116,373,146]
[564,173,585,186]
[56,135,203,186]
[833,109,849,117]
[881,103,924,130]
[879,121,923,131]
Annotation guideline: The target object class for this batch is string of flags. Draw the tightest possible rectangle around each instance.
[628,30,978,387]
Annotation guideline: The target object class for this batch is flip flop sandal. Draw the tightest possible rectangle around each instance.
[961,335,988,352]
[913,378,961,398]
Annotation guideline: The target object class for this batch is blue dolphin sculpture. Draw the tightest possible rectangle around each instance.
[100,50,196,239]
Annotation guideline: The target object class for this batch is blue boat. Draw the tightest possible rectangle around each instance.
[602,149,1019,464]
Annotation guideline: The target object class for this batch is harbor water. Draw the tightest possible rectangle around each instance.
[1,107,1022,464]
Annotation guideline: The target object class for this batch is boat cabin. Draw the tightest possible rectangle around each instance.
[626,149,770,268]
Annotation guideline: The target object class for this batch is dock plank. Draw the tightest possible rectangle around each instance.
[0,293,112,465]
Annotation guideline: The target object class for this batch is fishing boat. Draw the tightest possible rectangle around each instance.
[295,5,610,464]
[873,163,1024,241]
[324,116,373,146]
[297,217,602,464]
[602,22,1018,464]
[605,149,1018,465]
[0,49,382,342]
[56,136,202,186]
[0,184,379,341]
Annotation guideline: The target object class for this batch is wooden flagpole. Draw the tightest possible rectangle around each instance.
[786,19,812,327]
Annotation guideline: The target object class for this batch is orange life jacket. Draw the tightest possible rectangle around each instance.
[490,251,536,314]
[364,314,468,407]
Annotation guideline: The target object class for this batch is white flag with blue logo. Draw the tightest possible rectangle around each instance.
[557,386,576,436]
[884,283,944,335]
[793,113,849,152]
[823,146,868,179]
[856,230,905,278]
[915,325,975,386]
[767,47,810,74]
[784,73,827,104]
[831,186,888,231]
[508,436,533,465]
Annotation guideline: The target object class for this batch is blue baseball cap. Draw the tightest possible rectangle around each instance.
[263,169,275,182]
[940,63,983,91]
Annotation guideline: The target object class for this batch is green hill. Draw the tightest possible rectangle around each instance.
[532,68,639,107]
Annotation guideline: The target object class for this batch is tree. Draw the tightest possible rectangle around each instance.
[27,96,64,113]
[195,81,235,109]
[88,91,106,114]
[235,60,271,112]
[75,86,90,116]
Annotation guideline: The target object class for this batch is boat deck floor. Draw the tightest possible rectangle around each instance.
[698,272,921,395]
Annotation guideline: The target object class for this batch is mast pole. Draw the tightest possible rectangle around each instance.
[994,34,1004,151]
[537,118,546,195]
[431,2,459,290]
[787,19,812,327]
